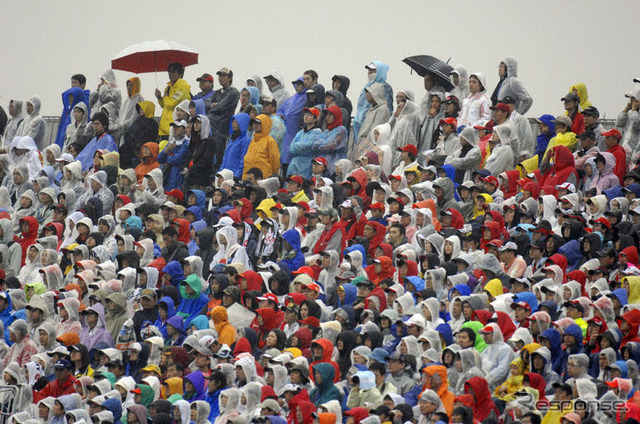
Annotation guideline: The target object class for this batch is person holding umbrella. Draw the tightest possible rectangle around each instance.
[155,62,192,141]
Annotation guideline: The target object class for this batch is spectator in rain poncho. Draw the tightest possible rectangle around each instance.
[484,124,516,176]
[19,96,46,150]
[118,77,145,147]
[355,83,391,156]
[491,57,533,114]
[55,87,89,149]
[76,171,114,216]
[278,77,307,167]
[2,99,25,145]
[90,69,122,119]
[353,61,393,141]
[10,136,43,180]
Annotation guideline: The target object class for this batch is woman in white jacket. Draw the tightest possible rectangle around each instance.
[458,73,492,128]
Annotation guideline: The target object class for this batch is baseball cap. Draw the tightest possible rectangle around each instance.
[47,345,70,357]
[365,62,377,70]
[286,175,304,186]
[54,359,73,370]
[216,67,232,77]
[336,270,356,281]
[498,241,518,252]
[312,157,328,167]
[170,120,188,128]
[340,199,355,208]
[140,289,156,300]
[258,399,280,412]
[301,282,321,293]
[439,117,458,127]
[164,189,184,202]
[55,153,75,163]
[257,293,279,304]
[444,95,459,105]
[564,300,585,313]
[582,106,599,117]
[369,202,386,212]
[625,88,640,101]
[556,182,576,193]
[196,73,214,82]
[303,107,320,118]
[370,347,390,364]
[388,352,407,363]
[511,301,531,311]
[561,92,580,103]
[281,383,301,394]
[554,115,572,127]
[479,325,494,334]
[397,144,418,156]
[602,129,622,140]
[480,175,499,187]
[490,102,510,113]
[140,364,161,375]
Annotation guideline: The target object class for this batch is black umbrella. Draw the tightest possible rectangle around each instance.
[403,55,454,91]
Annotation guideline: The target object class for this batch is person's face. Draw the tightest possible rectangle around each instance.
[12,170,23,185]
[92,120,105,134]
[303,74,315,89]
[514,306,528,322]
[499,62,507,77]
[388,228,401,244]
[457,331,472,348]
[564,100,577,111]
[462,302,473,320]
[419,398,437,416]
[605,136,618,150]
[430,96,441,110]
[468,76,481,94]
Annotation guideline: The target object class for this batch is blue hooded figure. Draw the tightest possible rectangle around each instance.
[405,276,425,298]
[539,328,564,375]
[241,86,261,112]
[187,189,207,211]
[0,292,15,345]
[344,245,367,268]
[558,240,583,272]
[559,324,584,380]
[188,220,207,255]
[337,283,358,307]
[611,288,629,307]
[55,86,89,147]
[278,229,305,272]
[220,113,251,179]
[436,323,454,346]
[165,315,187,346]
[162,261,185,288]
[514,291,539,312]
[101,397,123,424]
[534,114,556,160]
[448,284,471,300]
[440,164,460,201]
[352,61,393,140]
[278,77,307,165]
[154,296,176,339]
[184,370,206,402]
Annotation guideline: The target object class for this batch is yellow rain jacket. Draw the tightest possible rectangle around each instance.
[242,114,280,179]
[569,83,593,111]
[157,78,191,136]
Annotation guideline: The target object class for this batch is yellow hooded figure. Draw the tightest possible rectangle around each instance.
[484,278,504,301]
[494,357,525,400]
[472,193,493,219]
[138,101,156,119]
[569,83,593,111]
[255,198,277,230]
[624,276,640,304]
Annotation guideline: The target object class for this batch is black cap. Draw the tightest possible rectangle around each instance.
[564,300,585,313]
[579,130,596,140]
[370,405,391,416]
[582,106,600,117]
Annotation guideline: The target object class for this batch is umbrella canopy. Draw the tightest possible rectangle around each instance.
[111,40,199,74]
[403,55,454,91]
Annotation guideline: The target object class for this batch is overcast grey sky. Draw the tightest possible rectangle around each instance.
[3,0,640,118]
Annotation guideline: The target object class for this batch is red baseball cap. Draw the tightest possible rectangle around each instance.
[130,388,142,394]
[270,203,283,211]
[590,217,611,230]
[292,266,314,277]
[299,316,320,328]
[480,325,494,334]
[312,157,328,167]
[301,282,321,293]
[480,176,500,187]
[287,175,304,186]
[486,239,503,249]
[196,73,214,82]
[388,174,402,181]
[257,293,279,304]
[303,107,320,118]
[387,197,405,206]
[370,202,386,211]
[164,189,184,202]
[397,144,418,156]
[490,102,510,113]
[439,117,458,127]
[295,201,310,211]
[602,129,622,140]
[511,301,531,311]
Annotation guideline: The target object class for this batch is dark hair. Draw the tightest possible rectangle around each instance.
[522,413,542,424]
[161,226,178,238]
[167,63,185,76]
[369,362,386,375]
[390,223,406,236]
[246,167,263,180]
[209,370,227,389]
[432,412,449,423]
[458,327,476,344]
[142,230,157,243]
[304,70,318,81]
[92,112,109,130]
[168,362,184,373]
[88,232,105,246]
[71,74,86,85]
